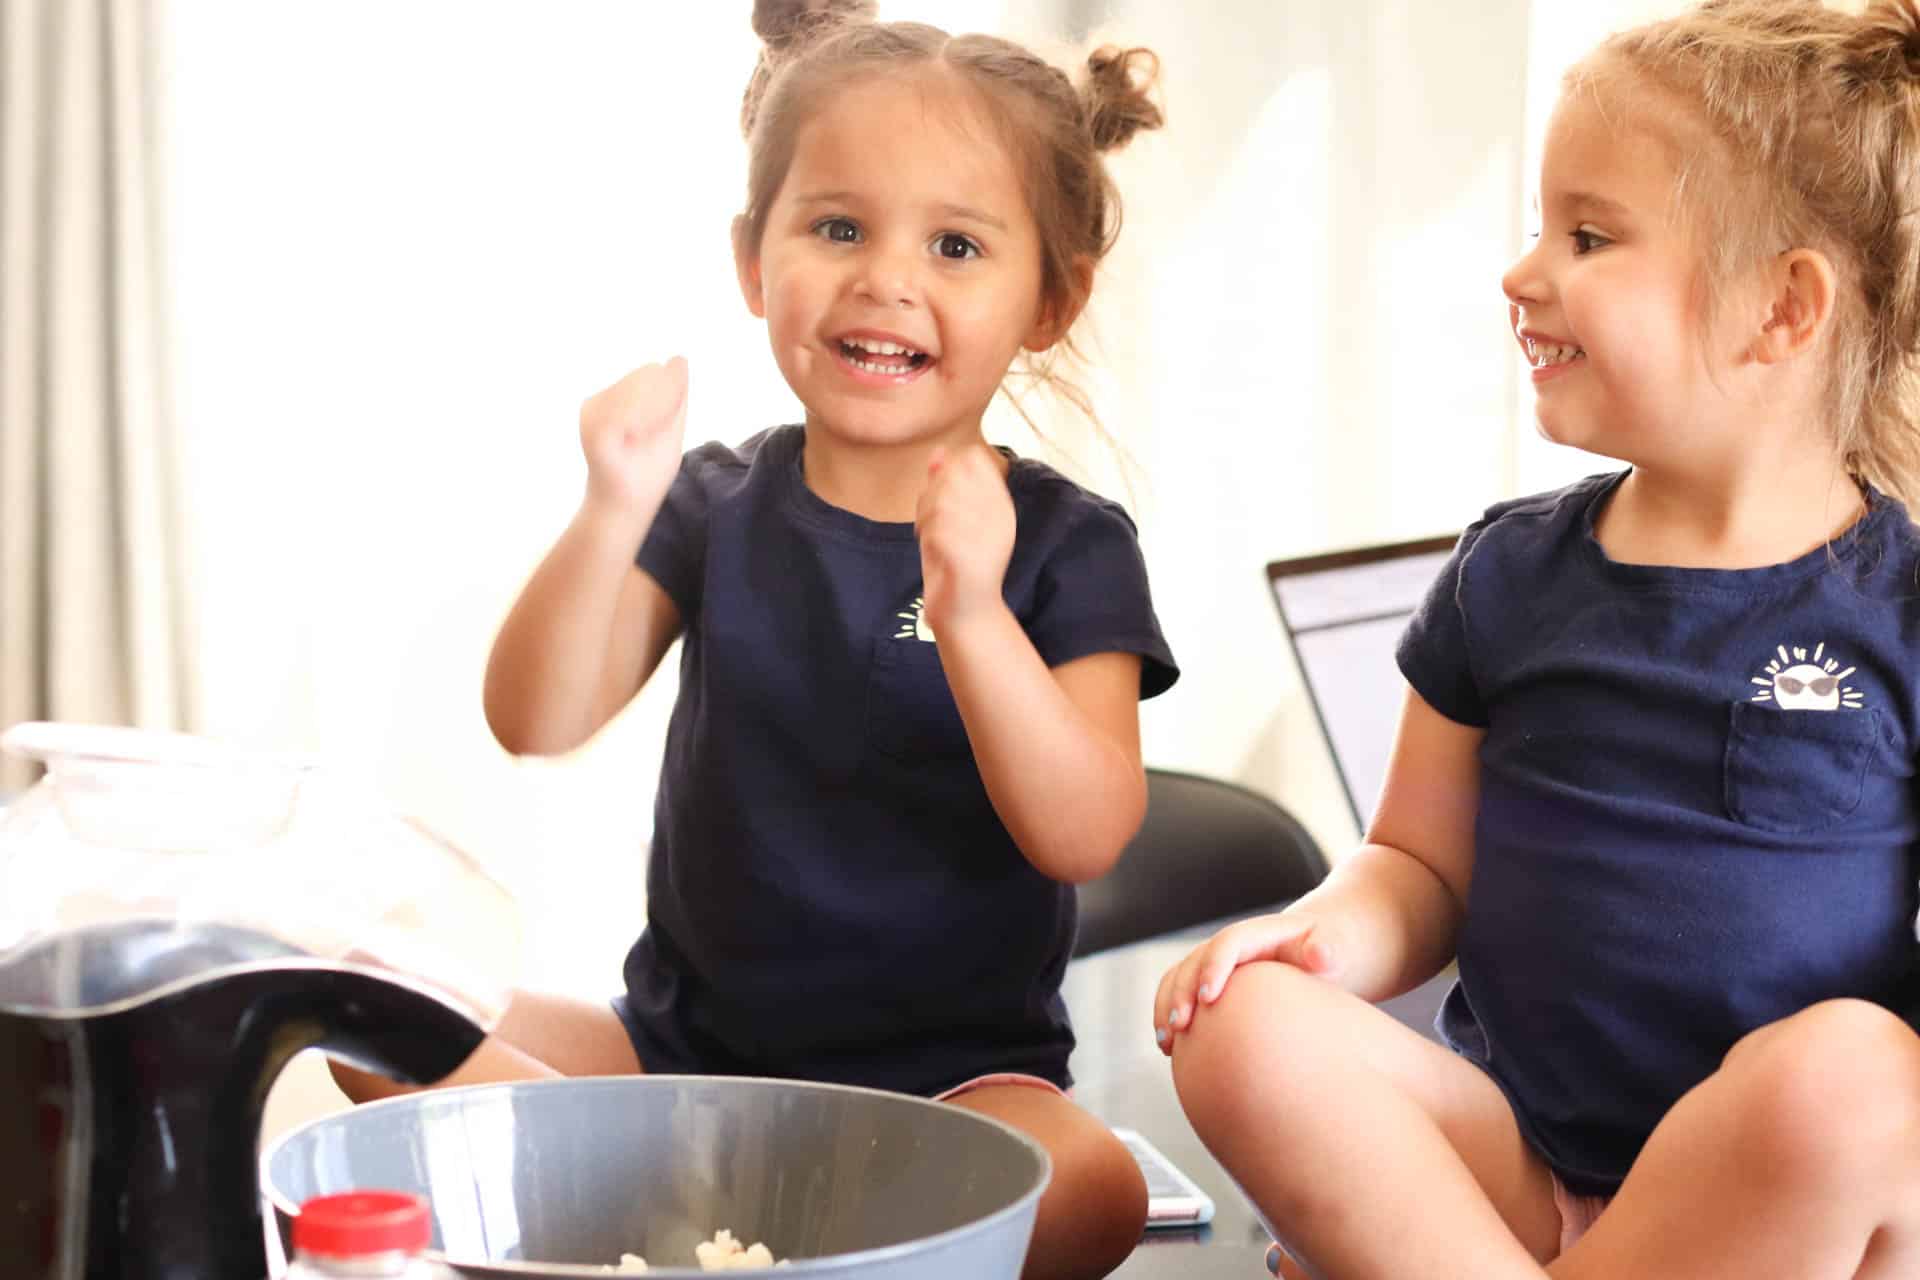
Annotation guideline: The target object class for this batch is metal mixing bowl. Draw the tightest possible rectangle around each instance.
[261,1075,1051,1278]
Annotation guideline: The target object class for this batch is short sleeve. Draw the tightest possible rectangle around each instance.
[1395,525,1488,728]
[1028,501,1179,699]
[635,445,725,618]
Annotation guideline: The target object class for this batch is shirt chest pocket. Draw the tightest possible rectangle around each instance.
[1722,702,1885,833]
[867,639,974,761]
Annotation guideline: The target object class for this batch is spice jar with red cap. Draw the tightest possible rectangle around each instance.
[286,1191,456,1279]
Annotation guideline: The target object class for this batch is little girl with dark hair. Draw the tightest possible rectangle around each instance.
[340,5,1176,1277]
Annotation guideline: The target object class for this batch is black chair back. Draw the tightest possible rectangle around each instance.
[1074,768,1327,958]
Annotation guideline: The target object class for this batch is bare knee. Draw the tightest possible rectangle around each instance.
[1171,962,1334,1144]
[1023,1122,1147,1280]
[949,1090,1145,1280]
[1717,1000,1920,1190]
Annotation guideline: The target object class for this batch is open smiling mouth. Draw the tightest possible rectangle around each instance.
[838,337,932,376]
[1525,338,1584,368]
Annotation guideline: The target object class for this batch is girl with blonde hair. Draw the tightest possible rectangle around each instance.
[1159,2,1920,1276]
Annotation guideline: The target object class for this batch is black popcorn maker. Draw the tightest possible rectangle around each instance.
[0,722,518,1280]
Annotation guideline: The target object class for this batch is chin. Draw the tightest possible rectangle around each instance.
[1534,412,1600,454]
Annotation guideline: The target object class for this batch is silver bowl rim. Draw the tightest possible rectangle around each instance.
[260,1073,1054,1277]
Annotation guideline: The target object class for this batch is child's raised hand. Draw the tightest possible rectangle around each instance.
[577,357,689,521]
[914,445,1016,635]
[1151,910,1340,1056]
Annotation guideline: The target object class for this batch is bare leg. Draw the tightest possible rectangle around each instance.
[1171,962,1558,1280]
[946,1085,1148,1280]
[1551,999,1920,1280]
[331,989,641,1102]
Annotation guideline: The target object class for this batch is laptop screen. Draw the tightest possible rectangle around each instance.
[1266,536,1457,833]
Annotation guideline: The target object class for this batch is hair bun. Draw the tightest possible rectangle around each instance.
[1082,46,1164,153]
[752,0,877,56]
[742,0,876,138]
[1861,0,1920,79]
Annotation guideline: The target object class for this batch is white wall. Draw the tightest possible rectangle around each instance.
[166,2,779,993]
[1088,0,1532,851]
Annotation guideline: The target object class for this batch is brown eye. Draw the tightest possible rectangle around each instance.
[813,217,861,244]
[1776,677,1805,694]
[1810,677,1838,696]
[932,233,980,261]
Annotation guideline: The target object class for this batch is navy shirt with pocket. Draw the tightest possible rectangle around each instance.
[1399,471,1920,1196]
[615,424,1178,1096]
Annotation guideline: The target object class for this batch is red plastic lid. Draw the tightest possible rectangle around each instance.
[293,1191,431,1257]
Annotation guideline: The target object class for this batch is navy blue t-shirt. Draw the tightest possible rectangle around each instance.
[615,425,1178,1096]
[1399,471,1920,1196]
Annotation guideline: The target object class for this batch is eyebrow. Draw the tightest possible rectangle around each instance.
[791,191,1009,233]
[1558,190,1632,220]
[793,190,857,208]
[937,203,1008,232]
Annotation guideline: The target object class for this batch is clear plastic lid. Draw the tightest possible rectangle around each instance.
[0,722,518,1024]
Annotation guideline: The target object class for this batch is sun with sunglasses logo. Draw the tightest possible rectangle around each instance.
[1749,643,1865,711]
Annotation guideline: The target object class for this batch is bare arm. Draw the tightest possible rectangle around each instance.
[482,359,690,757]
[1288,684,1483,998]
[1154,684,1482,1045]
[913,445,1148,883]
[483,518,683,756]
[937,613,1146,884]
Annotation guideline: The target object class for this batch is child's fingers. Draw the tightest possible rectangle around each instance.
[1195,918,1318,1005]
[1151,951,1204,1053]
[1151,960,1179,1045]
[915,450,954,529]
[664,355,689,425]
[1153,915,1325,1052]
[1153,931,1238,1042]
[581,358,689,448]
[623,357,689,431]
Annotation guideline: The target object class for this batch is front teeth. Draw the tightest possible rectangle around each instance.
[852,337,917,358]
[845,354,915,374]
[1526,338,1583,367]
[840,336,927,375]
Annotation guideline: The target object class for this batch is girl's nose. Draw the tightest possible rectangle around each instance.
[1501,238,1544,306]
[854,247,920,310]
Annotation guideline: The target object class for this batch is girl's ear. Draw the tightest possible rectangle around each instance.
[733,216,767,319]
[1752,247,1837,365]
[1023,256,1096,353]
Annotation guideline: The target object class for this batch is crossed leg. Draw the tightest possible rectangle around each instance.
[1550,998,1920,1280]
[1173,963,1920,1280]
[1172,962,1557,1280]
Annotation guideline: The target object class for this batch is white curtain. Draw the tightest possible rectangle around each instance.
[1,0,190,791]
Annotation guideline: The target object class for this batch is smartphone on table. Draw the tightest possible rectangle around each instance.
[1113,1126,1216,1228]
